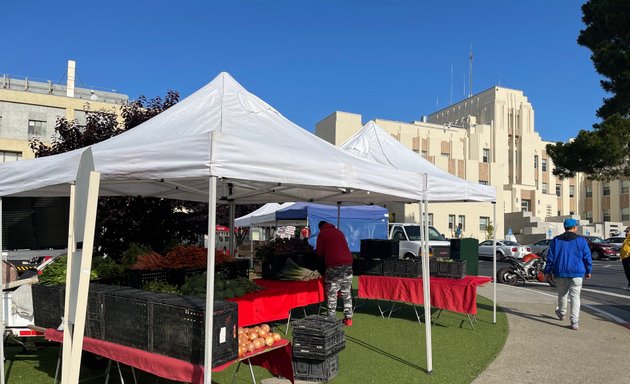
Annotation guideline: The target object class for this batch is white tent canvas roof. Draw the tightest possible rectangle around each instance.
[0,74,428,205]
[234,202,296,227]
[340,121,496,202]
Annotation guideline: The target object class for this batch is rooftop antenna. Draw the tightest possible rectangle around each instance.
[468,44,473,98]
[450,64,453,105]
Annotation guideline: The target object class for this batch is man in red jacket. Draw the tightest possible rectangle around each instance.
[316,221,353,326]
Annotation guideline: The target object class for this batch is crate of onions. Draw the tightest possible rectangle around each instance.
[237,323,284,358]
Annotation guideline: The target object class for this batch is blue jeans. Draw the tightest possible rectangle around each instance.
[556,277,583,324]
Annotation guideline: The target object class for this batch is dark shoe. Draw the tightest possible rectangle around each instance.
[555,308,565,321]
[343,318,352,326]
[570,323,579,331]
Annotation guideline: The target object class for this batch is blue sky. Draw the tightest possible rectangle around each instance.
[3,0,602,142]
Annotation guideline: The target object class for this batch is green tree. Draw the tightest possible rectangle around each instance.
[485,220,494,240]
[546,0,630,180]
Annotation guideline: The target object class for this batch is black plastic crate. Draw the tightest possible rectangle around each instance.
[429,260,467,279]
[101,288,156,350]
[31,284,65,330]
[447,260,467,279]
[292,315,343,338]
[216,259,249,279]
[85,284,130,340]
[151,296,238,367]
[126,269,170,289]
[360,239,399,259]
[382,259,422,278]
[352,258,383,276]
[431,246,451,258]
[293,329,345,359]
[293,354,339,382]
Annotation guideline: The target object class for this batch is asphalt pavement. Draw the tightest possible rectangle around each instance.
[472,282,630,384]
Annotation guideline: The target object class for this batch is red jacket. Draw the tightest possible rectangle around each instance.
[315,223,352,267]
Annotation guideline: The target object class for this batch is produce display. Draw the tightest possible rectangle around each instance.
[38,255,125,285]
[130,245,233,271]
[256,237,323,279]
[237,323,284,357]
[278,258,321,281]
[180,273,264,299]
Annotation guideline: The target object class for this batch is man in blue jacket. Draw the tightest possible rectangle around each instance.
[544,218,592,330]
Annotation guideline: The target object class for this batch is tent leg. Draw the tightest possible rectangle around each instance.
[0,197,4,384]
[492,202,497,325]
[204,176,218,384]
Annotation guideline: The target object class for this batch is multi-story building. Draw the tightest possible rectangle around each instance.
[0,60,128,251]
[0,60,127,162]
[316,86,582,240]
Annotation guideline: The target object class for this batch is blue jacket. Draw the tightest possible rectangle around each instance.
[544,232,592,277]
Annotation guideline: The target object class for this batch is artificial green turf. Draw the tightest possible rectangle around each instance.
[3,288,507,384]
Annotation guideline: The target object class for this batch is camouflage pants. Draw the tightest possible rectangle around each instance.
[325,265,353,319]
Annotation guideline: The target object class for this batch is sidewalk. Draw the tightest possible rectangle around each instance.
[473,283,630,384]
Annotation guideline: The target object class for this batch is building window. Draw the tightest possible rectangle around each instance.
[427,213,433,226]
[0,151,22,163]
[448,214,456,230]
[585,185,592,198]
[622,180,630,194]
[603,182,610,196]
[542,183,548,194]
[482,148,490,163]
[479,216,489,231]
[622,208,630,221]
[421,150,428,158]
[541,159,547,172]
[458,215,466,231]
[28,119,46,136]
[534,155,538,169]
[556,184,561,197]
[603,208,611,222]
[479,180,488,185]
[585,211,593,221]
[569,185,575,198]
[521,199,530,212]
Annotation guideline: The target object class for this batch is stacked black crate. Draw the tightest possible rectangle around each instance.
[291,315,345,382]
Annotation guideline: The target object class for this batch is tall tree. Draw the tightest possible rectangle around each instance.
[546,0,630,180]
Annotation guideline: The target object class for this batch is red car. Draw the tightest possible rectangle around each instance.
[583,236,620,260]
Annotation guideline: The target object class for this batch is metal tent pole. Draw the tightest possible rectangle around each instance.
[204,176,218,384]
[422,197,432,373]
[492,202,497,324]
[0,197,4,384]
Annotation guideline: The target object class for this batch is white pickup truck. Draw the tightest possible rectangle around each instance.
[388,223,451,259]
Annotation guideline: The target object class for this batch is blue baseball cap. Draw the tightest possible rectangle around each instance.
[563,218,578,228]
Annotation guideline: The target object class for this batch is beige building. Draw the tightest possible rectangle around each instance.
[316,86,583,241]
[0,60,127,163]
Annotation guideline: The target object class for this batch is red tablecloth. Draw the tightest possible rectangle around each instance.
[45,329,294,383]
[358,275,492,315]
[228,278,324,326]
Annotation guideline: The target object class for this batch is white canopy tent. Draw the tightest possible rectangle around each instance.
[0,73,433,384]
[340,121,498,372]
[234,202,296,227]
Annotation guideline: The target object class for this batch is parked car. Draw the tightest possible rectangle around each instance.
[604,236,626,251]
[526,239,551,255]
[478,240,532,261]
[583,236,619,260]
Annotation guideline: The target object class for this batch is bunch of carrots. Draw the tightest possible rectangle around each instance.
[130,245,235,270]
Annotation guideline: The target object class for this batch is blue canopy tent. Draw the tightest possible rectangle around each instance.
[275,202,388,252]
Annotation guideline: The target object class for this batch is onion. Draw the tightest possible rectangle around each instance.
[246,342,255,352]
[238,346,245,356]
[258,329,268,338]
[271,333,281,342]
[238,328,246,335]
[265,336,274,347]
[260,324,271,332]
[248,331,258,341]
[253,338,264,350]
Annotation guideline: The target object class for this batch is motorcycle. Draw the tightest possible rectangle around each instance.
[496,253,557,287]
